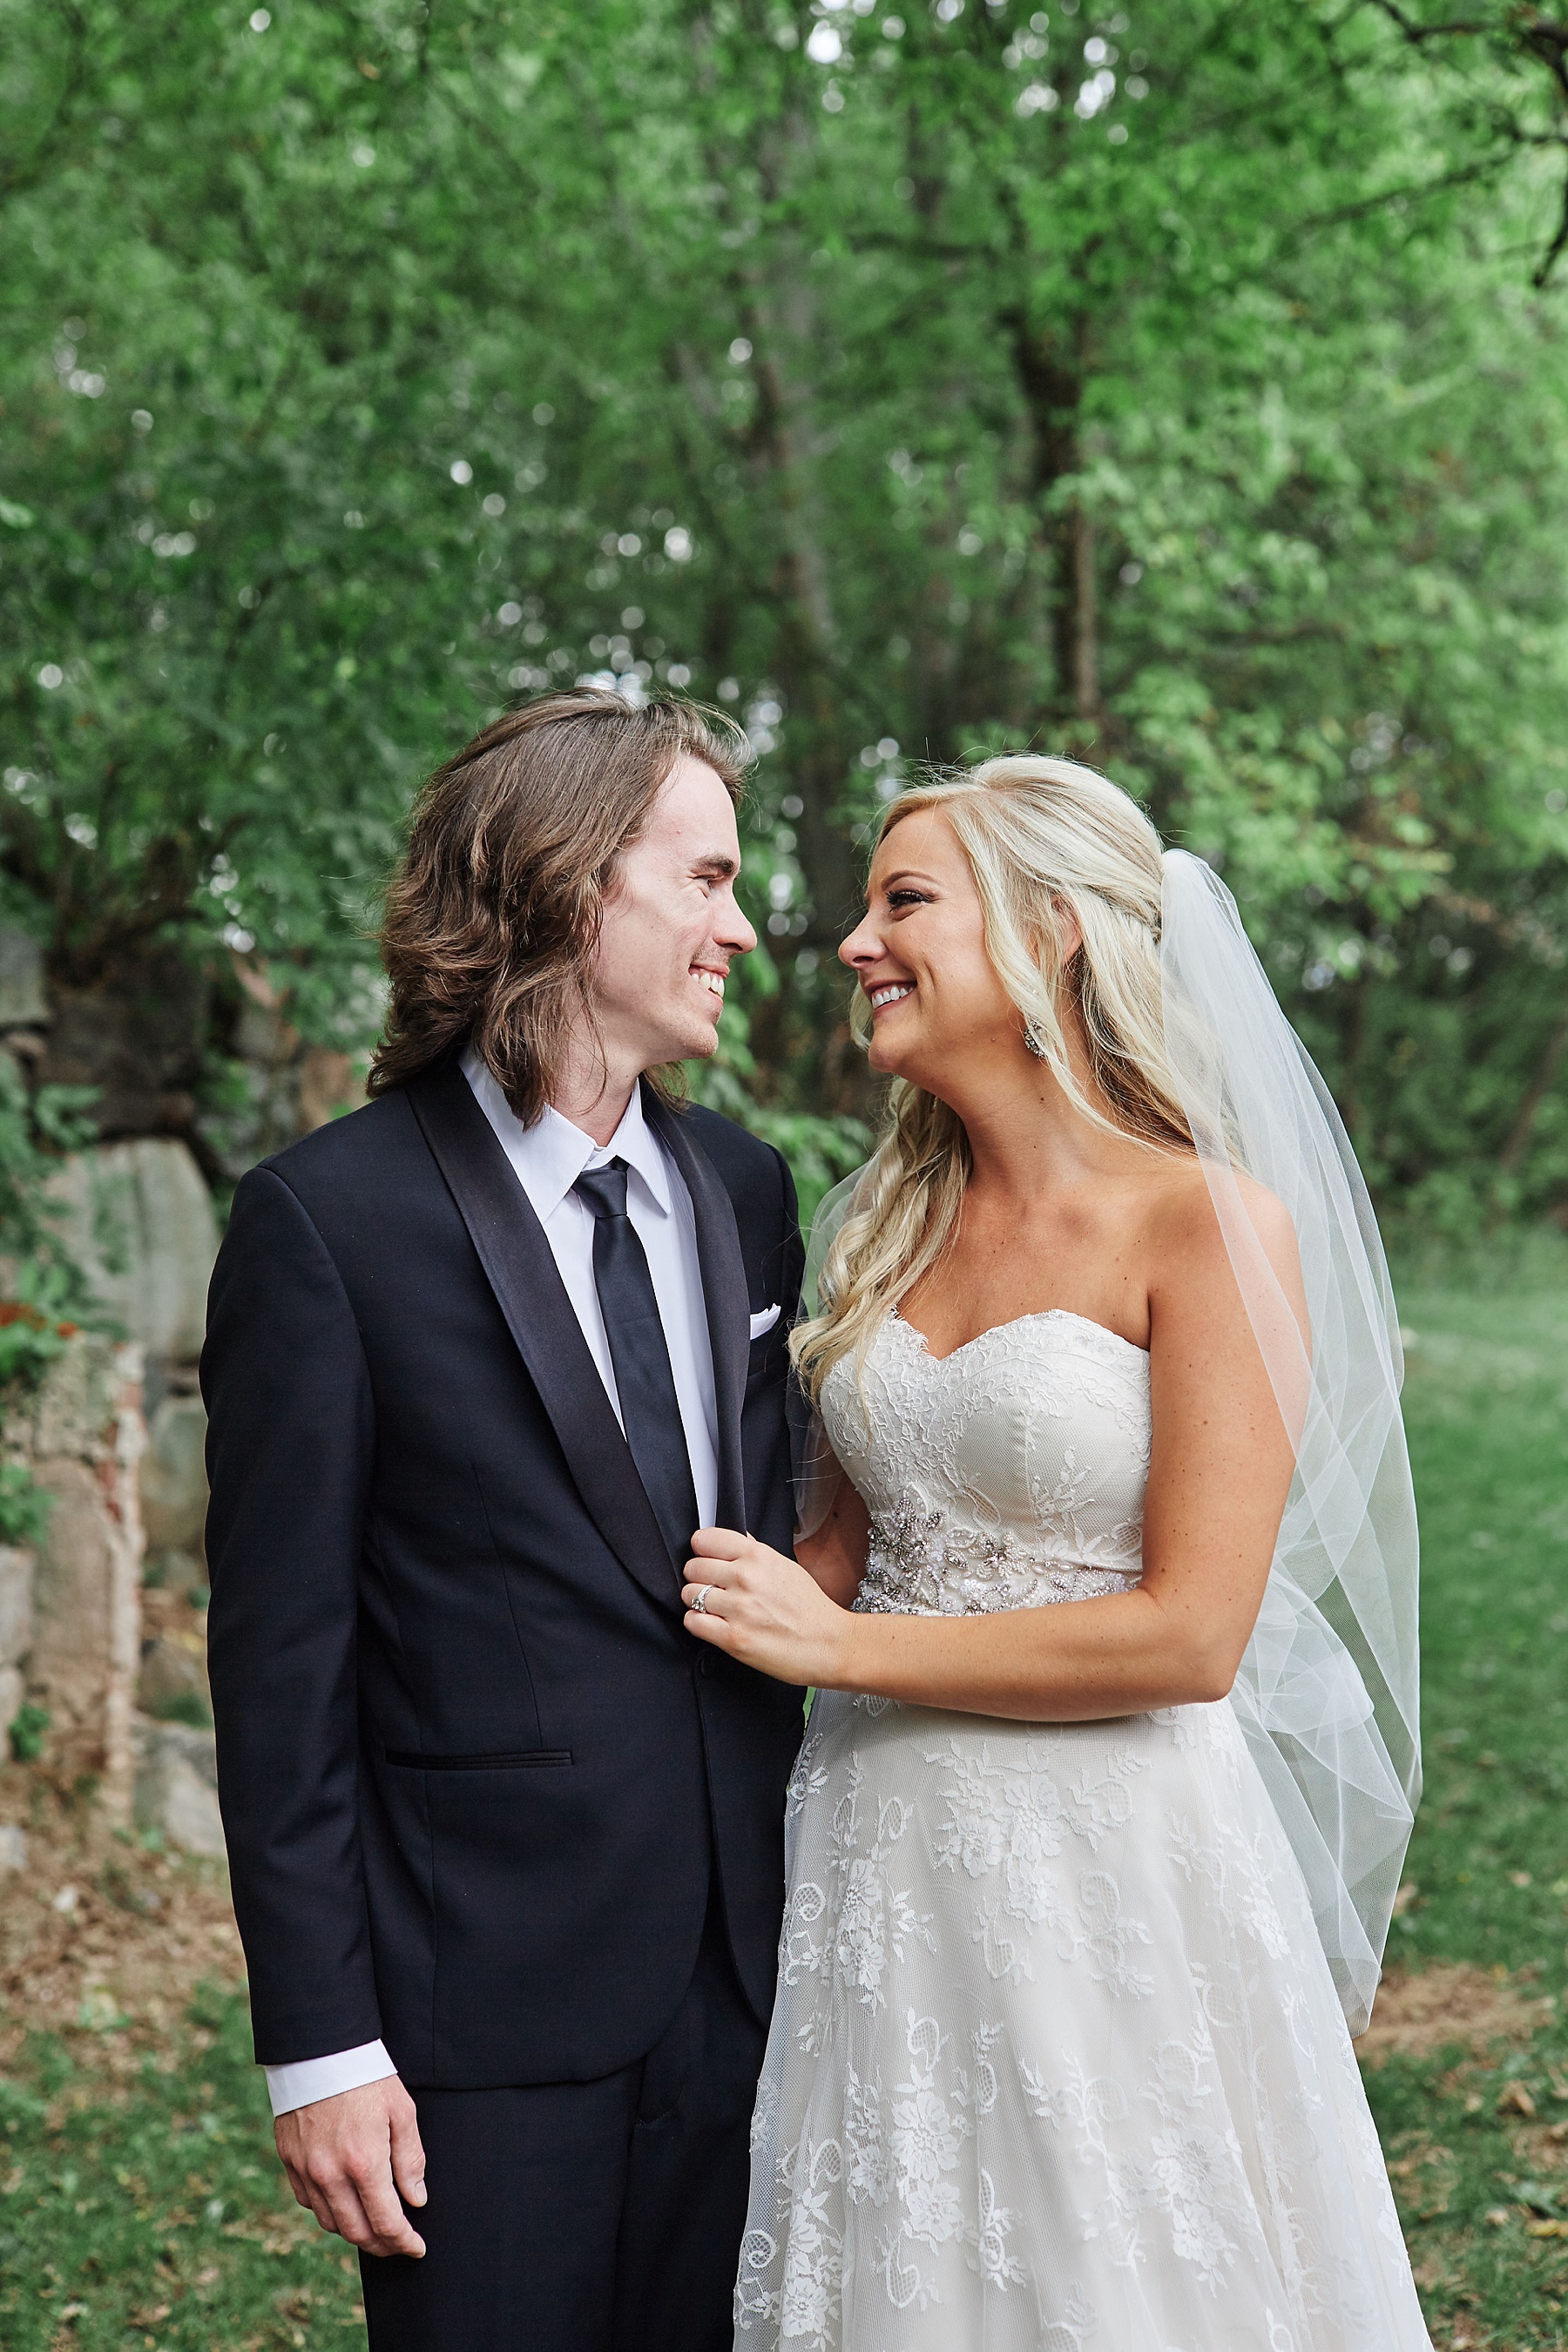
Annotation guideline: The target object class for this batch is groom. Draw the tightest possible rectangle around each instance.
[202,689,806,2351]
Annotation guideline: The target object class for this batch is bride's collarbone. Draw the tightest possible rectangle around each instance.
[908,1157,1207,1358]
[902,1200,1173,1362]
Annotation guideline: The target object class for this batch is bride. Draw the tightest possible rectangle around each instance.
[681,756,1431,2349]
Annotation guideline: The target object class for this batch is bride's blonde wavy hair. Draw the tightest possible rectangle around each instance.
[792,754,1196,1406]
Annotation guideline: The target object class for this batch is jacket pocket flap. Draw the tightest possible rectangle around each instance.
[385,1748,572,1770]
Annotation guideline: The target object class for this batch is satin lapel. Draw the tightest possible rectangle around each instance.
[645,1086,749,1534]
[408,1060,683,1615]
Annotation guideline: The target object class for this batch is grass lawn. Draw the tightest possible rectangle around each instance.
[2,1241,1567,2349]
[1360,1244,1568,2352]
[0,1986,361,2349]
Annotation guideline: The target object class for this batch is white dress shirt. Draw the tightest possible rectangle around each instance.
[264,1053,719,2118]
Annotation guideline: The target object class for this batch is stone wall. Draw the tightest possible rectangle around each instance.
[0,1336,226,1857]
[49,1139,221,1369]
[0,931,366,1864]
[199,954,368,1185]
[3,1337,146,1824]
[0,1544,31,1752]
[10,1132,226,1855]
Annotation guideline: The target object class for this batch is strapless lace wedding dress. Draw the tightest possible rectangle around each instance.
[734,1310,1430,2351]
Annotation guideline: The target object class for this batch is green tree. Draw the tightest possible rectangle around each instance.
[1,0,1565,1220]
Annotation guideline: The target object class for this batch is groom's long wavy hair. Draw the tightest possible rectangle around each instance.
[793,756,1196,1405]
[369,688,749,1123]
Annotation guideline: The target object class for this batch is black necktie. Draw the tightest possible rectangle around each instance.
[572,1158,701,1573]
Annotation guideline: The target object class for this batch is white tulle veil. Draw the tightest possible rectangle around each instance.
[798,847,1419,2036]
[1158,848,1418,2032]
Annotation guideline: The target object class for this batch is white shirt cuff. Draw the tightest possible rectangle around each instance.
[264,2039,398,2119]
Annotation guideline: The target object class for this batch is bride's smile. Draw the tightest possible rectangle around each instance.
[840,810,1050,1092]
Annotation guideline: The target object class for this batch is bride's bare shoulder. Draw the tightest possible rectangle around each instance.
[1144,1155,1302,1302]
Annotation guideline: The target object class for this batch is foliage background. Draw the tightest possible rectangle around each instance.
[2,0,1567,1224]
[4,17,1568,2342]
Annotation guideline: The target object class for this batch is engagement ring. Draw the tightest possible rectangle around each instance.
[692,1585,713,1613]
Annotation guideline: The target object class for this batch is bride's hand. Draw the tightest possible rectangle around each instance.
[682,1526,855,1687]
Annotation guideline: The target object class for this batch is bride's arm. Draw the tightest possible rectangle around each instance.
[794,1453,869,1609]
[686,1184,1303,1719]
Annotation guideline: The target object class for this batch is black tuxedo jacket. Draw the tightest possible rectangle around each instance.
[201,1059,806,2086]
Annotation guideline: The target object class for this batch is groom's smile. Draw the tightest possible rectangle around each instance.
[591,749,757,1076]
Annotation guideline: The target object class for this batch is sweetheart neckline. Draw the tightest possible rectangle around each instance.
[890,1305,1151,1369]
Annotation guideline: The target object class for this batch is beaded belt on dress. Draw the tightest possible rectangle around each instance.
[854,1499,1143,1618]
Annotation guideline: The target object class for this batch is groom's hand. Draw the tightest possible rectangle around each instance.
[274,2078,428,2260]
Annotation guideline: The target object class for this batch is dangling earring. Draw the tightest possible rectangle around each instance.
[1023,1022,1048,1059]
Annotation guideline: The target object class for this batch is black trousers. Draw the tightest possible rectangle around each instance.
[360,1897,767,2352]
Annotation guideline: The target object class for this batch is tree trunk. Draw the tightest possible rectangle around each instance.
[1071,503,1100,720]
[1499,1010,1568,1178]
[679,42,868,1107]
[1339,971,1368,1150]
[1003,306,1102,730]
[740,108,863,946]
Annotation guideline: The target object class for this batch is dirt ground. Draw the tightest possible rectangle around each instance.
[1359,1962,1558,2065]
[0,1762,246,2092]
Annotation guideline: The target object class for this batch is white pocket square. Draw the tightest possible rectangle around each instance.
[749,1302,781,1341]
